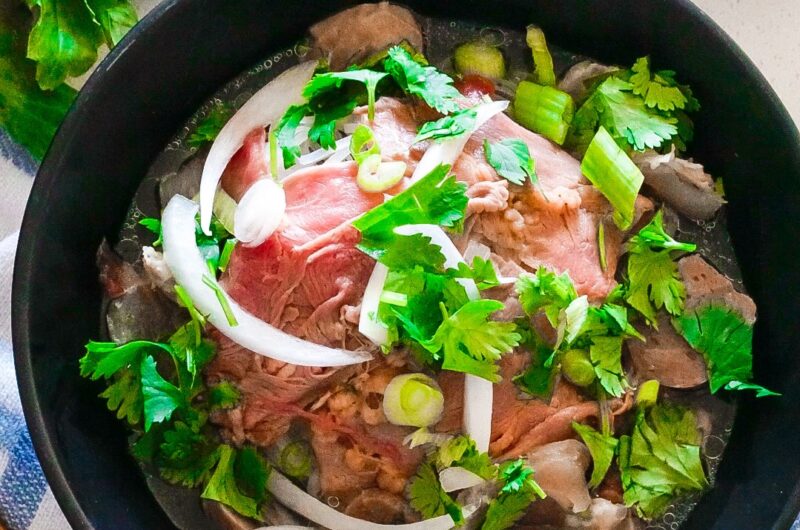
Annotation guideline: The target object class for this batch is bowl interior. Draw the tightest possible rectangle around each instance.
[13,0,800,528]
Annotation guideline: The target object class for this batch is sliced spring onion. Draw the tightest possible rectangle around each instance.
[278,440,313,481]
[357,157,407,193]
[383,373,445,428]
[561,349,596,387]
[233,178,286,247]
[525,25,556,86]
[410,100,509,183]
[580,126,645,230]
[199,61,317,234]
[513,81,574,145]
[268,126,279,179]
[598,221,607,271]
[358,262,390,345]
[162,195,371,367]
[202,275,238,326]
[453,41,506,79]
[350,124,380,165]
[438,466,486,493]
[267,471,470,530]
[212,188,237,235]
[218,238,237,273]
[380,290,408,307]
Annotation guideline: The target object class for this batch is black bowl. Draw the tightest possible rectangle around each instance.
[13,0,800,528]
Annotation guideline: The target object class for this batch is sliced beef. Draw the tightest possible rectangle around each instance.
[633,149,725,221]
[344,488,408,523]
[626,313,708,389]
[558,61,618,102]
[220,128,269,201]
[310,2,423,70]
[679,254,756,323]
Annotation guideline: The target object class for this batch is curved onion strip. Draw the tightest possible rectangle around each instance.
[162,195,371,367]
[438,466,485,493]
[358,262,390,345]
[233,178,287,247]
[297,136,351,166]
[268,471,471,530]
[390,225,493,452]
[199,61,318,234]
[410,100,509,183]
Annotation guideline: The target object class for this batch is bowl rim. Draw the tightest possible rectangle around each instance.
[12,0,800,528]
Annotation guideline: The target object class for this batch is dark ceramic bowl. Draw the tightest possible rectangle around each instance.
[13,0,800,528]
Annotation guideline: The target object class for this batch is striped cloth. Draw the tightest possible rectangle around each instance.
[0,1,799,529]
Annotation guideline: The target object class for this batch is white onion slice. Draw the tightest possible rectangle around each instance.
[439,466,485,493]
[410,100,509,183]
[233,179,287,247]
[297,136,351,166]
[358,262,389,345]
[268,471,469,530]
[199,61,317,234]
[162,195,371,367]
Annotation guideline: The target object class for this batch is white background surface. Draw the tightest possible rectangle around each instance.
[692,0,800,123]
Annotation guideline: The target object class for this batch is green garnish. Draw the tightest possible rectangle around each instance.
[481,459,546,530]
[589,336,627,397]
[525,25,555,87]
[350,123,380,164]
[139,217,163,246]
[484,138,537,186]
[580,126,644,230]
[274,104,308,168]
[598,221,607,271]
[201,445,271,520]
[673,304,779,397]
[516,266,578,328]
[202,275,238,326]
[572,422,618,488]
[629,57,694,112]
[384,45,461,114]
[187,101,233,148]
[513,81,574,145]
[453,40,506,79]
[278,440,313,481]
[209,381,240,410]
[383,373,445,428]
[409,461,464,524]
[140,354,185,431]
[415,108,477,143]
[624,210,695,324]
[618,402,708,520]
[448,256,501,291]
[302,69,388,122]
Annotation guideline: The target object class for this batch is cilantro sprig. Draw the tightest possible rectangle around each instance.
[484,138,538,186]
[481,459,546,530]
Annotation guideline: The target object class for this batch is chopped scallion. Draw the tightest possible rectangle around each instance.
[580,126,644,230]
[598,221,607,271]
[202,275,238,327]
[380,290,409,307]
[383,373,445,427]
[279,440,313,481]
[525,25,556,86]
[218,239,237,273]
[513,81,573,145]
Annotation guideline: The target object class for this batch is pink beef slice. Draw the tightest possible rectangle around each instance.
[357,97,652,300]
[678,254,757,324]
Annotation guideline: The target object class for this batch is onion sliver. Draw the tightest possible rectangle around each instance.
[410,100,509,183]
[199,61,317,235]
[268,471,469,530]
[233,179,287,247]
[162,195,371,367]
[358,262,390,345]
[439,466,485,493]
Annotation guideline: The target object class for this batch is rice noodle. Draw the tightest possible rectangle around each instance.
[296,136,351,166]
[199,61,317,234]
[268,471,471,529]
[162,194,371,367]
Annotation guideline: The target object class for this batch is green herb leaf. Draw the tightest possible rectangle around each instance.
[79,340,172,380]
[275,103,309,168]
[377,233,446,272]
[201,445,270,521]
[85,0,137,47]
[572,422,619,488]
[304,69,388,122]
[409,461,463,524]
[99,368,142,424]
[513,321,557,398]
[157,421,220,487]
[139,217,163,246]
[628,210,696,253]
[448,257,501,291]
[618,403,708,519]
[629,56,693,112]
[140,355,185,431]
[435,436,496,480]
[673,304,779,397]
[516,267,577,327]
[481,459,546,530]
[589,336,627,397]
[484,138,537,186]
[415,108,477,143]
[350,123,380,165]
[384,45,461,114]
[187,101,233,148]
[209,381,241,410]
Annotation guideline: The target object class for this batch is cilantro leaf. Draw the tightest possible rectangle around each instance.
[140,355,185,431]
[629,57,688,112]
[673,304,779,397]
[353,164,468,256]
[157,421,220,487]
[409,461,463,524]
[484,138,537,186]
[85,0,137,47]
[415,108,477,143]
[79,340,172,380]
[201,445,270,521]
[435,436,495,480]
[447,257,500,291]
[624,212,695,324]
[589,336,627,397]
[427,299,521,382]
[481,460,546,530]
[99,368,142,424]
[572,422,619,488]
[25,0,103,89]
[187,101,233,148]
[570,77,678,152]
[515,267,577,327]
[303,69,388,122]
[275,103,308,168]
[618,403,708,520]
[374,233,446,272]
[513,321,557,399]
[384,45,461,114]
[209,381,241,410]
[139,217,162,246]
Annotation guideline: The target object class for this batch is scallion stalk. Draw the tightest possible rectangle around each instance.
[580,126,644,230]
[526,25,556,86]
[279,440,313,480]
[218,238,237,273]
[202,275,238,326]
[380,290,408,307]
[513,81,574,145]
